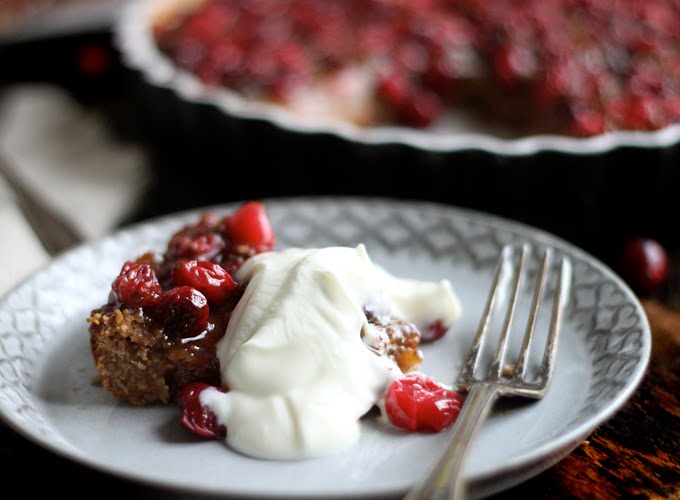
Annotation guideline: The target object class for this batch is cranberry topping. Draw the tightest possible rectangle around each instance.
[223,201,276,251]
[156,286,210,339]
[172,260,239,305]
[179,382,227,437]
[111,261,162,309]
[167,231,225,263]
[385,373,462,432]
[154,0,680,135]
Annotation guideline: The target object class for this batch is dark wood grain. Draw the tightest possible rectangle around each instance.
[490,300,680,499]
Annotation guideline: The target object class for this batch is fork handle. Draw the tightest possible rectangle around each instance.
[404,382,502,500]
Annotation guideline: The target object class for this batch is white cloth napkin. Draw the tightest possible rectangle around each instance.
[0,84,150,297]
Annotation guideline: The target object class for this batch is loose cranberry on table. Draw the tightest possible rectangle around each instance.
[385,374,462,432]
[179,382,227,437]
[618,237,670,294]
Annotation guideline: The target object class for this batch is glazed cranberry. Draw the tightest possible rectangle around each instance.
[385,374,462,432]
[400,90,443,128]
[377,73,443,127]
[180,2,236,45]
[167,232,225,262]
[157,286,210,339]
[172,260,238,304]
[76,43,113,77]
[571,109,606,137]
[624,96,664,130]
[494,44,537,86]
[223,201,276,251]
[422,56,459,94]
[421,320,448,343]
[111,261,162,309]
[618,237,670,294]
[377,71,412,109]
[179,382,227,437]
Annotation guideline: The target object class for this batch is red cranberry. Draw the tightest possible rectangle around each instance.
[172,260,238,304]
[157,286,210,339]
[76,44,113,77]
[223,201,276,251]
[167,231,225,262]
[571,109,606,137]
[111,261,162,309]
[180,2,236,45]
[421,320,449,343]
[618,237,670,294]
[494,44,537,86]
[400,89,443,128]
[377,71,413,110]
[384,374,462,432]
[179,382,227,437]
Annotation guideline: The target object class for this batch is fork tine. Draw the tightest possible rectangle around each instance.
[406,243,572,500]
[536,255,573,388]
[489,244,530,379]
[458,245,513,383]
[514,248,553,379]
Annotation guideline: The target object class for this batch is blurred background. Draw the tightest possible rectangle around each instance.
[1,0,678,274]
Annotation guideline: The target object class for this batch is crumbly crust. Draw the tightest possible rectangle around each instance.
[88,308,174,406]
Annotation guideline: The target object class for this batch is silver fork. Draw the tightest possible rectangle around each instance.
[405,243,573,500]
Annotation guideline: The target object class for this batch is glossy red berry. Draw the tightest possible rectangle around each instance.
[385,374,462,432]
[401,90,443,128]
[179,383,227,437]
[167,232,225,262]
[224,202,276,251]
[77,44,113,77]
[111,261,162,308]
[618,237,670,294]
[421,320,449,343]
[172,260,238,304]
[157,286,210,339]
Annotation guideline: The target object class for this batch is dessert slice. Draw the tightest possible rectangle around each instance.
[88,202,274,406]
[88,202,439,407]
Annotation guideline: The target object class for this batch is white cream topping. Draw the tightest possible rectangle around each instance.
[206,244,461,459]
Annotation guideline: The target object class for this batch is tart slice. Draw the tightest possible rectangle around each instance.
[87,201,434,406]
[88,202,274,406]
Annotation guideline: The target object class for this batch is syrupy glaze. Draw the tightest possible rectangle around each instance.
[160,290,243,394]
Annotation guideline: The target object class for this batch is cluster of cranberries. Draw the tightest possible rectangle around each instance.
[156,0,680,135]
[110,201,275,340]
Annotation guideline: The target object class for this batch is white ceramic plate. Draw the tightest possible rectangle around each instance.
[0,197,650,499]
[116,0,680,156]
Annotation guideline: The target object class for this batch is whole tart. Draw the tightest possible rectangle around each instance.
[150,0,680,137]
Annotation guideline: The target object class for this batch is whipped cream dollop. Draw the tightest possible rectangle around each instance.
[202,245,461,459]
